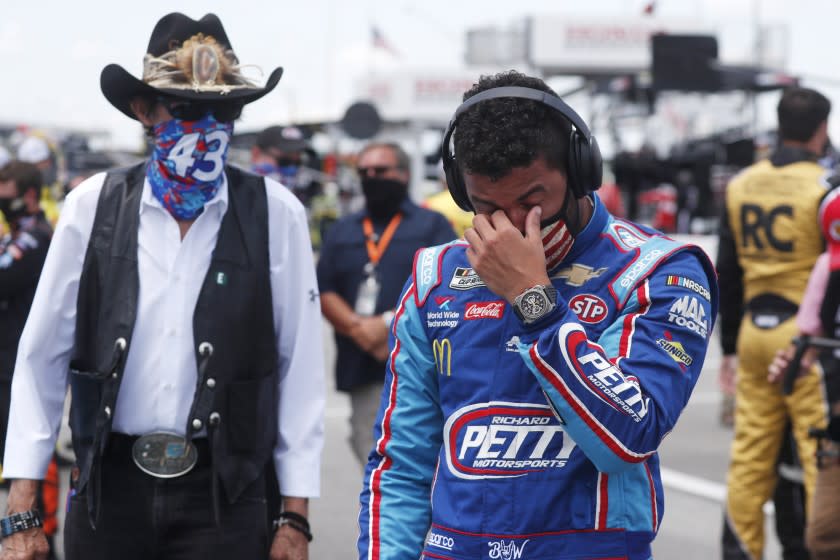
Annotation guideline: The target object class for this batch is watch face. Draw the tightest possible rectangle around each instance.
[521,290,548,319]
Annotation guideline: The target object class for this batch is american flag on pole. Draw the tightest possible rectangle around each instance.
[371,26,399,57]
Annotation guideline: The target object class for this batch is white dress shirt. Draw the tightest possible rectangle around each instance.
[4,171,324,497]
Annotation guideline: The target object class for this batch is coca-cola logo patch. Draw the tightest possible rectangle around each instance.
[464,301,505,320]
[569,294,608,323]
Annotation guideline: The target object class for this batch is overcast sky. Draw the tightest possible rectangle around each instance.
[3,0,838,150]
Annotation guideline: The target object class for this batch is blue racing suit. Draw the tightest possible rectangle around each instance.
[358,195,718,560]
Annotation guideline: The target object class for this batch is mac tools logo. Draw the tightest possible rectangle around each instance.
[668,295,708,338]
[443,402,577,479]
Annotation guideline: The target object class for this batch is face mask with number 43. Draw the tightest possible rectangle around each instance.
[147,114,234,221]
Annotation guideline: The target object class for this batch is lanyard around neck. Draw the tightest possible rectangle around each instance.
[363,214,403,265]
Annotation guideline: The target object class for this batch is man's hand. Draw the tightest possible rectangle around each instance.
[1,480,49,560]
[370,340,391,363]
[464,207,549,303]
[718,354,737,395]
[270,497,309,560]
[768,344,818,384]
[269,524,308,560]
[349,316,389,354]
[0,529,50,560]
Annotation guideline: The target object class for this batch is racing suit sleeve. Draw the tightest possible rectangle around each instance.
[716,206,743,355]
[358,278,443,560]
[520,250,716,473]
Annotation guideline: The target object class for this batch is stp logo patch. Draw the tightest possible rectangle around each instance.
[464,301,505,320]
[569,294,608,323]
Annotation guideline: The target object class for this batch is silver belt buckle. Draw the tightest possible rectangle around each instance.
[131,433,198,478]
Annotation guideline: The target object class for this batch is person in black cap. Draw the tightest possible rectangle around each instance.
[251,125,320,205]
[0,13,324,560]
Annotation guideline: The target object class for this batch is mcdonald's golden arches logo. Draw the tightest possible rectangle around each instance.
[433,338,452,376]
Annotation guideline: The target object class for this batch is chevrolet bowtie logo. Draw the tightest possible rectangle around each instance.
[551,264,608,287]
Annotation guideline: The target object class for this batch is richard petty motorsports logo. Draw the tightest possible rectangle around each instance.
[566,331,650,422]
[443,402,577,480]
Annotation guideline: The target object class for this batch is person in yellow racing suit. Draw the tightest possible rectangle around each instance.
[718,87,831,560]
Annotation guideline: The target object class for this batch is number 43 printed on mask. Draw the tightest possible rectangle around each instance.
[166,130,230,182]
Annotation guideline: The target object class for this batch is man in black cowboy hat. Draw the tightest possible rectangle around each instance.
[0,13,324,560]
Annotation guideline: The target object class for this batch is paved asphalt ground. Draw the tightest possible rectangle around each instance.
[2,235,788,558]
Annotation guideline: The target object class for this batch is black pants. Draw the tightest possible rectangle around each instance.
[64,434,270,560]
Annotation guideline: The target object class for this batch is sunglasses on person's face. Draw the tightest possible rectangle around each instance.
[273,156,302,167]
[357,165,399,177]
[158,97,244,123]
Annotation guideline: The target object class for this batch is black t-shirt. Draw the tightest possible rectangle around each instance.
[317,200,456,392]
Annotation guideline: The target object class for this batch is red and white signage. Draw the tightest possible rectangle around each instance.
[465,301,505,320]
[569,294,608,324]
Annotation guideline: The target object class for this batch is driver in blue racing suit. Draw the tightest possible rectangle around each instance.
[358,71,718,560]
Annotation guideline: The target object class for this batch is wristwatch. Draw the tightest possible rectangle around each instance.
[512,284,558,324]
[1,510,43,539]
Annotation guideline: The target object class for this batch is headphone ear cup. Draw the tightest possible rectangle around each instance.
[567,131,586,199]
[444,157,474,212]
[441,123,475,212]
[567,131,603,198]
[587,135,603,192]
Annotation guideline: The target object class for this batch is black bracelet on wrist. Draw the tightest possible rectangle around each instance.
[277,511,309,529]
[273,511,313,542]
[1,509,43,539]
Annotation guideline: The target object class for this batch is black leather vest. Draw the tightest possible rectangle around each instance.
[68,163,278,503]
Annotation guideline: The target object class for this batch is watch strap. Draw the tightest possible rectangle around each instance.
[1,510,43,539]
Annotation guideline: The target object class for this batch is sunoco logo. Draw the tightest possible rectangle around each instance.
[443,402,577,480]
[657,337,693,366]
[426,532,455,551]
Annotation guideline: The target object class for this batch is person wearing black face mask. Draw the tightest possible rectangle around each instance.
[0,161,56,557]
[317,142,455,464]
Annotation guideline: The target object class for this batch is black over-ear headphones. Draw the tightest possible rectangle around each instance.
[441,86,603,211]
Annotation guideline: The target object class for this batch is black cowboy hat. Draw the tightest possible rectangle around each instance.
[101,12,283,120]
